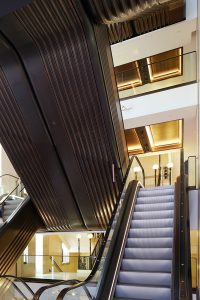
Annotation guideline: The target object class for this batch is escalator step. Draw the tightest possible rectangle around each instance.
[137,195,174,204]
[138,189,174,197]
[126,237,173,248]
[135,202,174,212]
[141,185,174,191]
[134,210,173,219]
[121,259,172,273]
[131,218,173,228]
[129,228,173,238]
[115,285,171,300]
[124,248,172,260]
[118,271,171,287]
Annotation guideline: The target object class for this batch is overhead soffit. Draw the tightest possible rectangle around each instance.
[125,119,183,155]
[115,48,183,91]
[125,128,143,154]
[81,0,185,44]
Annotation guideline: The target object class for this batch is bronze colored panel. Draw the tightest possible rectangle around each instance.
[147,48,182,82]
[115,62,142,91]
[149,120,182,147]
[0,198,43,275]
[0,0,127,230]
[125,129,143,155]
[135,127,152,153]
[81,0,185,44]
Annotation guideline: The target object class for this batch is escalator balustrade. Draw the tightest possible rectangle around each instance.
[114,185,175,300]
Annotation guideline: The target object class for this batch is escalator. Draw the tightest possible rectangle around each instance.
[30,151,191,300]
[0,175,43,276]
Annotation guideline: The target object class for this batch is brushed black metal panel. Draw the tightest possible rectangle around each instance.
[0,198,42,275]
[0,0,32,17]
[0,36,85,231]
[93,24,129,177]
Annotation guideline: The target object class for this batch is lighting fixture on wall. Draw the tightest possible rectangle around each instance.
[133,166,141,180]
[152,164,159,186]
[167,162,174,185]
[76,234,82,261]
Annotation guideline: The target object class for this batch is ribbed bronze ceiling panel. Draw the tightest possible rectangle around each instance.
[81,0,185,43]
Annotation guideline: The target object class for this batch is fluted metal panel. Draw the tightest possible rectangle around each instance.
[0,0,126,230]
[0,198,42,275]
[0,37,84,231]
[81,0,185,43]
[94,24,129,176]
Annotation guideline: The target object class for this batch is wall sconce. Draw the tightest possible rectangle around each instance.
[167,162,174,185]
[87,233,93,256]
[152,164,159,186]
[76,234,82,259]
[133,166,141,180]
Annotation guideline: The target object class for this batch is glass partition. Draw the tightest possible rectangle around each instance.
[16,255,95,281]
[0,174,20,198]
[118,51,196,100]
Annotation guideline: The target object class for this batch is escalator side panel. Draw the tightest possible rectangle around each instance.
[0,198,43,275]
[0,0,127,229]
[93,24,129,177]
[0,36,85,230]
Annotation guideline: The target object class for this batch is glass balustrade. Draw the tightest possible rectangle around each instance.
[16,255,97,281]
[117,51,196,100]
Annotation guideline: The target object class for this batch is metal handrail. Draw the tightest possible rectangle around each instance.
[0,182,24,205]
[0,275,34,296]
[117,51,196,73]
[0,174,19,180]
[133,155,145,187]
[50,256,63,273]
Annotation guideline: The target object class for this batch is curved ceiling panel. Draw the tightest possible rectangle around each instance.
[81,0,160,24]
[0,0,128,230]
[0,36,85,231]
[81,0,185,43]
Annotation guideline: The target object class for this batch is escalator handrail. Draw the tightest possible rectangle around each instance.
[56,180,140,300]
[95,180,140,300]
[172,149,192,300]
[134,155,145,187]
[33,156,136,300]
[0,275,34,297]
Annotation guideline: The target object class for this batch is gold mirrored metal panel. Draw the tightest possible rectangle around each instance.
[147,48,182,82]
[125,128,143,155]
[125,119,183,155]
[115,61,142,91]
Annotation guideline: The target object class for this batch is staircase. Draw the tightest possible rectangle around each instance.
[114,185,175,300]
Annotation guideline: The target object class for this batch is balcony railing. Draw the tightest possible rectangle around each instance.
[116,51,196,100]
